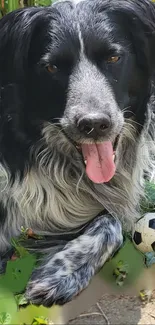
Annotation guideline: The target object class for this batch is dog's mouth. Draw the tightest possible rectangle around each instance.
[75,135,120,184]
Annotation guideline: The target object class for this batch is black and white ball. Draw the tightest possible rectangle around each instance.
[132,213,155,253]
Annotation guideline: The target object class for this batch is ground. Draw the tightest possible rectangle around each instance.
[65,251,155,325]
[69,293,155,325]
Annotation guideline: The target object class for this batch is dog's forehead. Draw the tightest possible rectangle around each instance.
[51,0,123,42]
[53,0,84,6]
[51,0,89,32]
[43,0,130,63]
[52,0,104,24]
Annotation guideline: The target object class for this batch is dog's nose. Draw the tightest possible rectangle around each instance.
[77,115,111,137]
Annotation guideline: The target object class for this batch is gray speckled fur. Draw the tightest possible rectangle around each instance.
[26,214,123,306]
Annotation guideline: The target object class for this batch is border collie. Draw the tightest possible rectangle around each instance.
[0,0,155,307]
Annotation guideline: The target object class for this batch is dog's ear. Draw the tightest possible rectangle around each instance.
[114,0,155,75]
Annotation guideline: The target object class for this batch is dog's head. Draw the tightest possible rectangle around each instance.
[0,0,155,182]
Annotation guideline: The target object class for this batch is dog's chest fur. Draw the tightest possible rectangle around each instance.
[0,166,103,252]
[0,126,104,251]
[0,113,155,253]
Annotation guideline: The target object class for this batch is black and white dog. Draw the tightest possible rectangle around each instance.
[0,0,155,306]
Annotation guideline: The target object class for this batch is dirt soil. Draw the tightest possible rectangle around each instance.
[69,293,155,325]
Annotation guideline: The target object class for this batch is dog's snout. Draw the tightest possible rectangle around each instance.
[77,115,111,137]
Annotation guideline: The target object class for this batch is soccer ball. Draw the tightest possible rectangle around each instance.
[132,213,155,253]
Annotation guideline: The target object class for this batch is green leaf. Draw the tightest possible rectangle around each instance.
[99,238,145,289]
[0,312,11,325]
[145,181,155,200]
[141,181,155,213]
[16,305,58,325]
[0,254,36,294]
[11,238,29,258]
[15,294,28,307]
[0,287,17,324]
[32,316,48,325]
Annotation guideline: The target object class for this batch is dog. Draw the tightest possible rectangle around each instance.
[0,0,155,307]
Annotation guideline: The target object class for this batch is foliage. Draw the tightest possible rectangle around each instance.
[0,0,53,17]
[99,238,145,289]
[0,232,60,324]
[100,180,155,289]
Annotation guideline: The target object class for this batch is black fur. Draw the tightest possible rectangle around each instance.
[0,0,155,172]
[0,0,155,306]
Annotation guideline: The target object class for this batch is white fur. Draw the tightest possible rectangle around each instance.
[0,97,155,253]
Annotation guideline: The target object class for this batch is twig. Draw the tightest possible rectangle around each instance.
[96,302,110,325]
[148,314,155,320]
[78,312,103,317]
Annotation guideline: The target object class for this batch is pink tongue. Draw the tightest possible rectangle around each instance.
[81,141,116,184]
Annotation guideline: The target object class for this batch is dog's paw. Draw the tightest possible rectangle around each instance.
[26,260,93,307]
[26,214,123,307]
[26,235,95,306]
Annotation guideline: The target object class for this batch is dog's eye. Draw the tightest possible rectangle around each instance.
[106,56,120,63]
[47,64,58,73]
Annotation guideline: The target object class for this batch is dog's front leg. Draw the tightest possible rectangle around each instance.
[26,214,123,307]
